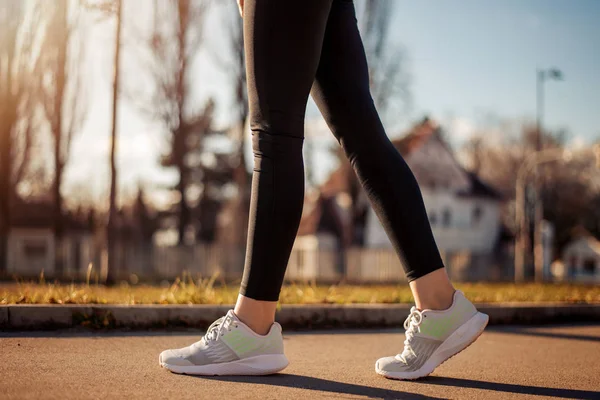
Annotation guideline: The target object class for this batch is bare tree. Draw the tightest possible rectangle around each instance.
[39,0,88,274]
[78,0,121,283]
[360,0,411,126]
[462,122,600,256]
[219,8,248,150]
[0,0,43,272]
[463,122,567,199]
[209,5,250,247]
[132,0,209,245]
[106,0,123,283]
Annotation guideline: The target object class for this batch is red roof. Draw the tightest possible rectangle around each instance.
[391,117,440,156]
[8,198,92,231]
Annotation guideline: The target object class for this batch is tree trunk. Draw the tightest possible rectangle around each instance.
[234,122,250,248]
[0,119,12,274]
[0,173,11,275]
[53,151,64,276]
[107,0,123,285]
[177,166,190,246]
[52,0,67,277]
[0,225,7,275]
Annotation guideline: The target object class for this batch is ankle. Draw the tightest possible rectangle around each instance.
[234,294,277,335]
[409,268,456,311]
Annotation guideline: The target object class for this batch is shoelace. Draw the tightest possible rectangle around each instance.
[203,314,239,342]
[398,306,423,362]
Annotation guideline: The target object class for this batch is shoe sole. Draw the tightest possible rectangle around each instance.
[160,353,289,376]
[375,311,489,380]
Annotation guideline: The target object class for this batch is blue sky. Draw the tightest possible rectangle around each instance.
[64,0,600,207]
[390,0,600,143]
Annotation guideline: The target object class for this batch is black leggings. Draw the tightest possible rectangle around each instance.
[240,0,444,301]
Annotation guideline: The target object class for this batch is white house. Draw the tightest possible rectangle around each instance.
[561,231,600,282]
[366,118,504,254]
[3,199,95,279]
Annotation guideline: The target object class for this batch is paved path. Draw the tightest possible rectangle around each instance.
[1,324,599,399]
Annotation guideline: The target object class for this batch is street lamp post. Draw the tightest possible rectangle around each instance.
[533,68,563,282]
[515,148,570,282]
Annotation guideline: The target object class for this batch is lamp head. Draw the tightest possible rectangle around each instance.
[547,68,564,80]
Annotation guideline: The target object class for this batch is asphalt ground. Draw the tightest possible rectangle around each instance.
[1,324,599,399]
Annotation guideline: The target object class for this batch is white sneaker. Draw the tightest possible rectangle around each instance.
[159,310,289,375]
[376,290,488,380]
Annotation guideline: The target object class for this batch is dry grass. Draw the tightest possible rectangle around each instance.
[1,273,599,305]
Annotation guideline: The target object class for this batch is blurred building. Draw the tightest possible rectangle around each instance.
[365,118,504,254]
[4,199,94,278]
[561,228,600,282]
[292,117,508,282]
[290,191,349,282]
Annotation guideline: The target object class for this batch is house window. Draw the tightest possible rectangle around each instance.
[23,240,47,258]
[472,205,483,225]
[429,212,437,226]
[583,259,596,275]
[443,209,452,228]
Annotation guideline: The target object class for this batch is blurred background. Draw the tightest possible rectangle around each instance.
[1,0,599,286]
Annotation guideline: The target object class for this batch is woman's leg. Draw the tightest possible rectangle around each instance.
[159,0,335,375]
[311,2,488,380]
[235,0,334,334]
[310,0,454,309]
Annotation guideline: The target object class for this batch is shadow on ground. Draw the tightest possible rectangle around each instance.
[418,376,600,400]
[194,374,600,400]
[202,374,443,400]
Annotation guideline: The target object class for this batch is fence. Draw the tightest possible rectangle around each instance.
[4,240,517,284]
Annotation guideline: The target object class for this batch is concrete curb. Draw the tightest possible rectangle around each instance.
[1,303,599,331]
[0,306,8,326]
